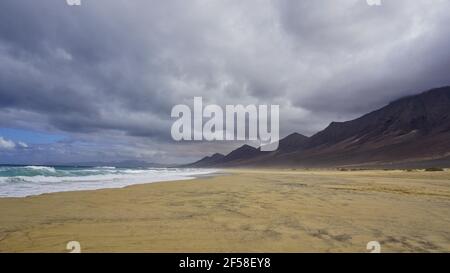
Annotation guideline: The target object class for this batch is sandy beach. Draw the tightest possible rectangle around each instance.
[0,169,449,253]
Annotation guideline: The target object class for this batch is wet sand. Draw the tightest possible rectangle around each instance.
[0,169,449,252]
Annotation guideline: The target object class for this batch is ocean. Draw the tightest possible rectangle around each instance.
[0,165,216,197]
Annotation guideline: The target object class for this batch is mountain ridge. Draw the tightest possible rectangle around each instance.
[188,86,450,168]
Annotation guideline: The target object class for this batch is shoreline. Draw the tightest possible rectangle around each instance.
[1,169,449,252]
[0,168,221,199]
[0,174,211,200]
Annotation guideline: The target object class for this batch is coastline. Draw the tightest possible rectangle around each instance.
[1,169,449,252]
[0,167,219,198]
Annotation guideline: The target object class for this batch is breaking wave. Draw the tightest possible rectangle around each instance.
[0,166,217,197]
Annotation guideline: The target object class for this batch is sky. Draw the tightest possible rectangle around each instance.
[1,0,450,164]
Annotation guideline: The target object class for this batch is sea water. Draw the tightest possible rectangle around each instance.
[0,165,216,197]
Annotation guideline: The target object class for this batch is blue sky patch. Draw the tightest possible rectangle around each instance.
[0,128,65,145]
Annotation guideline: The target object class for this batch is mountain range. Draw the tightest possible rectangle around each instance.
[188,86,450,168]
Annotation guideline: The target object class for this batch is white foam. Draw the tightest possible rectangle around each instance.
[24,166,57,172]
[0,168,218,198]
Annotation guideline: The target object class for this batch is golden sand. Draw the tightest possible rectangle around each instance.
[0,169,449,252]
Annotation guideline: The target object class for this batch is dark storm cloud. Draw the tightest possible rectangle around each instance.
[1,0,450,163]
[278,0,450,116]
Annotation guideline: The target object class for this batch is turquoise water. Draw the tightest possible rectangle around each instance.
[0,165,215,197]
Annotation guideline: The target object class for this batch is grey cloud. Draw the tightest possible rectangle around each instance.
[1,0,450,163]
